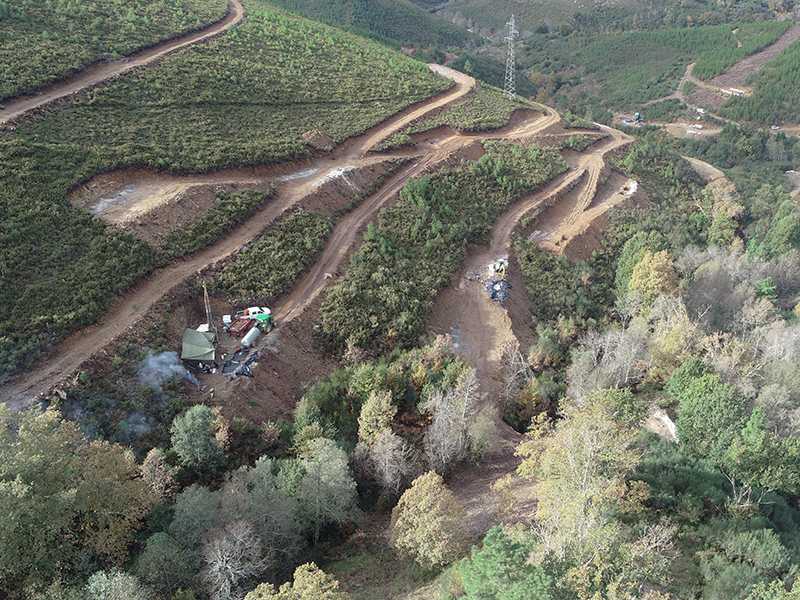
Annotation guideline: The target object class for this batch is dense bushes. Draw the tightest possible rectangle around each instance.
[407,85,534,134]
[0,0,228,100]
[214,209,333,305]
[162,188,276,259]
[514,237,612,327]
[315,141,567,355]
[265,0,475,47]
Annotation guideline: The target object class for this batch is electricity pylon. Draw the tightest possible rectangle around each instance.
[504,15,518,99]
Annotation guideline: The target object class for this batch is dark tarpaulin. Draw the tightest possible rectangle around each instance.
[484,278,513,308]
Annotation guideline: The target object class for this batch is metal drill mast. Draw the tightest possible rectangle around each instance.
[504,15,518,99]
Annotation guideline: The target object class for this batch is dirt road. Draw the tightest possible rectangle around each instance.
[0,0,244,125]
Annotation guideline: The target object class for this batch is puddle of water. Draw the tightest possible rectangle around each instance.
[277,167,319,182]
[90,184,138,214]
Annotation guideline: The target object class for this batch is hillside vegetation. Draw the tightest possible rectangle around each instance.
[518,21,788,111]
[316,140,567,355]
[265,0,476,47]
[0,0,227,101]
[720,39,800,125]
[0,0,451,376]
[437,0,784,37]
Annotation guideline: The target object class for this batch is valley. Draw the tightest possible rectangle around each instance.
[3,1,800,599]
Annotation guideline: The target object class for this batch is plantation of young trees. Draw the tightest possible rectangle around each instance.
[0,0,228,100]
[0,0,451,376]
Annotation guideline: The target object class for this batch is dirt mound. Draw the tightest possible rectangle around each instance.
[302,130,335,151]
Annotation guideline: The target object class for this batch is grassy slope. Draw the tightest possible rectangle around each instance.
[265,0,476,47]
[0,0,228,101]
[0,0,452,375]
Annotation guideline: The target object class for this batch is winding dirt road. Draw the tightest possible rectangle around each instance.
[0,31,628,433]
[0,0,245,125]
[0,65,476,409]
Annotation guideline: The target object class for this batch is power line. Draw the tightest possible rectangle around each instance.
[504,15,518,100]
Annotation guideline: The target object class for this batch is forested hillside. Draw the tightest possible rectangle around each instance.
[265,0,476,47]
[0,0,228,100]
[4,0,800,597]
[436,0,790,37]
[720,39,800,124]
[516,20,788,111]
[0,0,450,376]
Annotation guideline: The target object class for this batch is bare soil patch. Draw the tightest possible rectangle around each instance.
[710,25,800,90]
[70,160,398,246]
[690,87,728,111]
[685,155,726,182]
[665,123,723,138]
[302,129,335,151]
[784,169,800,197]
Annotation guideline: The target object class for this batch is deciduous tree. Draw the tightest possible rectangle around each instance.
[389,471,467,570]
[244,563,349,600]
[296,438,359,545]
[0,407,152,595]
[170,405,226,469]
[628,250,679,309]
[357,390,396,447]
[83,571,154,600]
[202,520,266,600]
[516,392,644,558]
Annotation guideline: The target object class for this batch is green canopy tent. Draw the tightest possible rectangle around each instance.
[181,328,216,361]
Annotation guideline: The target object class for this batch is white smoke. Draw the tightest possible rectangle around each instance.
[137,350,199,394]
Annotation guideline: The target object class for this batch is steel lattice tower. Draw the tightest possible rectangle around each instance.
[504,15,518,99]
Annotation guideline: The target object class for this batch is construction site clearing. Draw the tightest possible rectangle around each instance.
[180,283,276,381]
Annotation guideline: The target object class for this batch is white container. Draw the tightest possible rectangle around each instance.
[241,326,261,348]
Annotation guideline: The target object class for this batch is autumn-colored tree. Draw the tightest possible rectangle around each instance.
[516,391,646,558]
[244,563,349,600]
[704,178,744,247]
[357,390,397,447]
[648,295,699,375]
[516,392,676,597]
[628,250,678,308]
[139,448,178,499]
[0,406,153,596]
[389,471,467,570]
